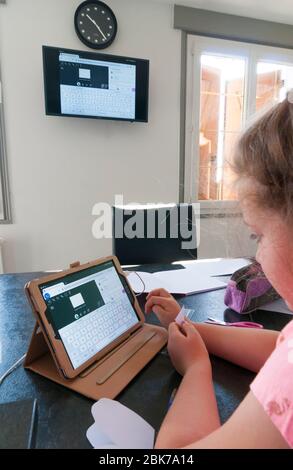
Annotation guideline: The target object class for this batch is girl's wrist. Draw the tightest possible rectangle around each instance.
[185,356,212,378]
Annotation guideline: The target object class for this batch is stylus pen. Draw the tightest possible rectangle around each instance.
[0,353,27,386]
[27,398,38,449]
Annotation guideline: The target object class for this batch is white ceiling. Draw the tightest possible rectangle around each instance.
[147,0,293,25]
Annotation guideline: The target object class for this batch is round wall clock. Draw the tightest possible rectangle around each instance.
[74,1,118,49]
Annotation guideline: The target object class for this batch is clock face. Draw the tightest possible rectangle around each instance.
[74,1,117,49]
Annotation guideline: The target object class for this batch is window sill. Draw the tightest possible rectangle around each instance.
[196,200,242,218]
[200,211,242,218]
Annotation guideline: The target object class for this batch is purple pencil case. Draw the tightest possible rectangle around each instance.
[224,260,280,314]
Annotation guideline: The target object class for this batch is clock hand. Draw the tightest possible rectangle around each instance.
[86,13,97,26]
[86,14,107,40]
[95,23,107,41]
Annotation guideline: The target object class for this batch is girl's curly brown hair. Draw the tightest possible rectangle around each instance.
[233,93,293,220]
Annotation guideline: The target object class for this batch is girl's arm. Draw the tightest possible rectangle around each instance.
[155,322,221,449]
[145,288,279,373]
[155,322,289,450]
[155,361,220,449]
[157,385,289,449]
[183,391,289,449]
[192,322,279,373]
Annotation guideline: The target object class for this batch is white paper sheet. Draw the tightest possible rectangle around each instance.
[172,258,251,277]
[126,271,161,293]
[86,398,155,449]
[127,269,226,295]
[157,268,227,294]
[86,423,117,448]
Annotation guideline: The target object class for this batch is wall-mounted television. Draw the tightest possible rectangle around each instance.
[42,46,149,123]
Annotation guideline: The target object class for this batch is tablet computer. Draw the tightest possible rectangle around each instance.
[25,256,146,379]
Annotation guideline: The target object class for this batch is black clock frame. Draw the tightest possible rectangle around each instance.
[74,0,118,49]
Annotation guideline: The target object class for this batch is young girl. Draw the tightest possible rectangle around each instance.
[145,94,293,449]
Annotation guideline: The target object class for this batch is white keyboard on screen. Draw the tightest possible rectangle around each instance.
[60,299,138,369]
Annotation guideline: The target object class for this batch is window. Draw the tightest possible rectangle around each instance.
[0,76,11,222]
[184,36,293,213]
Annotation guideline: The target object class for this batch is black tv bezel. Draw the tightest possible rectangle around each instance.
[42,45,149,123]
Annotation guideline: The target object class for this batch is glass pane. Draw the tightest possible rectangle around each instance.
[0,147,4,219]
[199,55,245,201]
[0,157,4,220]
[0,187,3,219]
[256,62,293,112]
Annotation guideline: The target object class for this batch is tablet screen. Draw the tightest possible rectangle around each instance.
[39,261,140,369]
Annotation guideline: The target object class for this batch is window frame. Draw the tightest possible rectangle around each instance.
[184,35,293,214]
[0,75,12,224]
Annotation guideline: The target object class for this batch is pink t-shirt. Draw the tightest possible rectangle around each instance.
[250,319,293,448]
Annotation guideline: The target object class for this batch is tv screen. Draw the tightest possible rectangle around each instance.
[42,46,149,122]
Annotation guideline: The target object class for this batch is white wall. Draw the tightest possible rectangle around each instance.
[199,216,255,259]
[148,0,293,25]
[0,0,255,273]
[0,0,182,272]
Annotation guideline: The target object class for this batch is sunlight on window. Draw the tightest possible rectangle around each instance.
[256,62,293,112]
[0,157,4,219]
[199,55,245,201]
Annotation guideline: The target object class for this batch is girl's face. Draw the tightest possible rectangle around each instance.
[241,200,293,310]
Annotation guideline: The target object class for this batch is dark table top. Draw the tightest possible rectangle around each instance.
[0,265,292,449]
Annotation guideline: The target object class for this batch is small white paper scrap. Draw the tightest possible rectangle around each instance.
[175,306,194,325]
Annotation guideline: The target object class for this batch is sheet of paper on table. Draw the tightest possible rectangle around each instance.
[172,257,252,277]
[127,269,227,295]
[86,398,155,449]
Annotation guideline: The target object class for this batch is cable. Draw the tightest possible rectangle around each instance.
[132,271,146,297]
[0,353,26,386]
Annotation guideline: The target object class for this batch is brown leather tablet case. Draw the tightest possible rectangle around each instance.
[24,258,168,400]
[25,322,167,400]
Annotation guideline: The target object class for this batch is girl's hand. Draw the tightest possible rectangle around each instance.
[145,288,181,329]
[167,321,211,376]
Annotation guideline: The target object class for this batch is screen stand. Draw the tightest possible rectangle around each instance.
[79,327,156,384]
[24,321,167,401]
